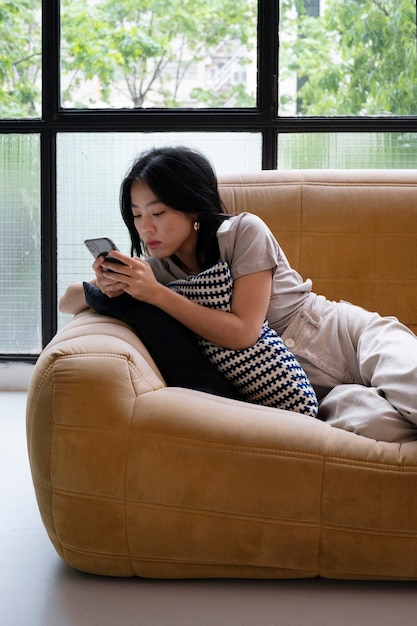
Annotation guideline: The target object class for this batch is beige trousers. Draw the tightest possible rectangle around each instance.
[281,294,417,443]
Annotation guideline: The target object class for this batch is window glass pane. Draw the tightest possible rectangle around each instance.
[279,0,417,116]
[0,1,42,119]
[57,131,262,328]
[60,0,257,109]
[0,135,41,354]
[277,132,417,168]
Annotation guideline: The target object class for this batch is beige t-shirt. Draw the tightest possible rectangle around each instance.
[146,212,312,335]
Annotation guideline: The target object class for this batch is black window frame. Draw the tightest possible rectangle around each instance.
[1,0,416,361]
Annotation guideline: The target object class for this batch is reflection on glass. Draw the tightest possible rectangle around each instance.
[279,0,417,116]
[278,133,417,169]
[0,135,41,353]
[0,1,42,119]
[60,0,257,109]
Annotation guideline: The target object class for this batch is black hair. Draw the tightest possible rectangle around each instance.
[120,146,230,270]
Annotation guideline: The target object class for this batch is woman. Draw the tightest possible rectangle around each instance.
[60,146,417,442]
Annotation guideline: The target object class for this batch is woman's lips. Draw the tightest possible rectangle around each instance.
[147,241,161,250]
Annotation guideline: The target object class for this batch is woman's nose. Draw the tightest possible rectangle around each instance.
[140,217,155,233]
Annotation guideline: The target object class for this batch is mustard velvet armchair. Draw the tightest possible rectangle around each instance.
[27,169,417,579]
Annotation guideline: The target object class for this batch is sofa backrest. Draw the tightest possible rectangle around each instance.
[218,170,417,334]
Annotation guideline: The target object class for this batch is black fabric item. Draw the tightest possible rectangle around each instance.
[83,282,239,399]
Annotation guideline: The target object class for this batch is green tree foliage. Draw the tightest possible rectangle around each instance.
[0,0,41,117]
[61,0,256,108]
[1,0,416,116]
[282,0,417,115]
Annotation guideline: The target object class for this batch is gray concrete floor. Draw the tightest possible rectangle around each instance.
[2,391,417,626]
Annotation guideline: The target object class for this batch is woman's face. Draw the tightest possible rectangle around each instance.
[131,179,197,261]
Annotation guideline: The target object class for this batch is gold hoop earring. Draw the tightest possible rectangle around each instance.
[193,220,200,232]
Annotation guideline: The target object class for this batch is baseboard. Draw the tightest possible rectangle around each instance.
[0,363,34,391]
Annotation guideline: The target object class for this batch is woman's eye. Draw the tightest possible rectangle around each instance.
[153,211,164,217]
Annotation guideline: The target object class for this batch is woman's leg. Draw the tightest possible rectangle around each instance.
[319,384,417,443]
[283,295,417,442]
[357,313,417,425]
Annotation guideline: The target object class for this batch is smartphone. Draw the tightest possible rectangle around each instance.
[84,237,127,267]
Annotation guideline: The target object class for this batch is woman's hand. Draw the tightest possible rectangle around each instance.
[92,253,130,299]
[96,251,162,303]
[59,251,161,315]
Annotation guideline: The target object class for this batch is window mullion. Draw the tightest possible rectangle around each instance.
[41,0,60,346]
[258,0,279,169]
